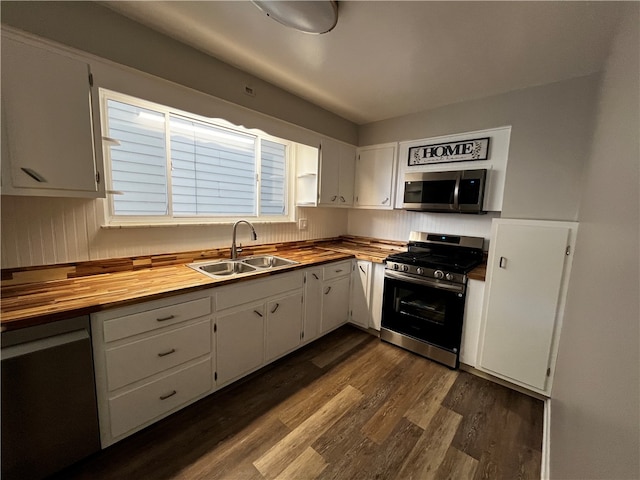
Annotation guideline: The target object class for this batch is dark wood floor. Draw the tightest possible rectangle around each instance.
[54,325,543,480]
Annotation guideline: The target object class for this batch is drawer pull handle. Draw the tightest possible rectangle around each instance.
[340,196,346,202]
[331,195,337,201]
[156,315,175,322]
[254,310,263,317]
[382,197,390,205]
[335,269,343,273]
[324,286,332,295]
[158,348,176,357]
[359,265,366,274]
[271,303,280,314]
[499,257,507,269]
[159,390,177,401]
[312,273,319,280]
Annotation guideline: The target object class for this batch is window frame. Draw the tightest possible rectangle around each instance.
[99,89,295,226]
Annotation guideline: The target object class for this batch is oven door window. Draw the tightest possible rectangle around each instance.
[382,277,465,351]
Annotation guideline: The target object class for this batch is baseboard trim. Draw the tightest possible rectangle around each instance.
[541,398,551,479]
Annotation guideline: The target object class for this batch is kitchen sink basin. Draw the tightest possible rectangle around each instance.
[197,261,258,276]
[242,255,297,268]
[188,255,297,279]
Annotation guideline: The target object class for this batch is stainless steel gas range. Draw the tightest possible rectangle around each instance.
[381,231,484,369]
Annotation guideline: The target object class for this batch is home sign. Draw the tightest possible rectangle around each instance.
[408,137,490,166]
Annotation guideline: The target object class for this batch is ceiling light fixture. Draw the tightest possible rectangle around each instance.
[251,1,338,34]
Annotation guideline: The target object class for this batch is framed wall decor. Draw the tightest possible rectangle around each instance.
[408,137,490,166]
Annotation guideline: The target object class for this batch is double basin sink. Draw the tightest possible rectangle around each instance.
[188,255,298,279]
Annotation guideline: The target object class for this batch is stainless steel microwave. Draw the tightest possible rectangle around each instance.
[402,169,487,213]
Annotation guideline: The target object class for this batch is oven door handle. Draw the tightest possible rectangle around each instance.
[385,271,465,294]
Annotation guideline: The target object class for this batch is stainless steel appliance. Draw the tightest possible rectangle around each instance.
[1,316,101,480]
[402,169,487,213]
[381,231,484,368]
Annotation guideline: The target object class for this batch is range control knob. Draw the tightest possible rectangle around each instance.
[445,272,454,281]
[416,267,424,275]
[434,270,445,279]
[393,263,399,271]
[402,265,410,272]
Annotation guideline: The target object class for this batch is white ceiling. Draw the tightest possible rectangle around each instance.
[104,1,622,125]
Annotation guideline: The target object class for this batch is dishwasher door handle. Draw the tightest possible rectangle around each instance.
[1,329,89,360]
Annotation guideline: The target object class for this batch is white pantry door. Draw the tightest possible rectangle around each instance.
[480,221,570,391]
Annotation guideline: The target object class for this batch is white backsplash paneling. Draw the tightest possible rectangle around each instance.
[2,195,92,267]
[1,196,348,268]
[347,209,499,249]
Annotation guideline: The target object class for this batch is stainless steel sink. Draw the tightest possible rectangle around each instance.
[242,255,297,268]
[197,261,258,276]
[188,255,297,279]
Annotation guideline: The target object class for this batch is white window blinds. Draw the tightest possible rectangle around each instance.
[107,100,168,216]
[170,116,256,216]
[102,92,291,222]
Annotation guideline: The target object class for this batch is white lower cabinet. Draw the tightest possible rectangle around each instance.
[216,302,266,386]
[349,260,371,328]
[302,268,323,344]
[92,261,352,448]
[265,291,304,362]
[348,260,386,331]
[460,279,485,367]
[109,358,212,439]
[321,261,352,333]
[478,218,577,395]
[370,262,386,331]
[91,291,214,447]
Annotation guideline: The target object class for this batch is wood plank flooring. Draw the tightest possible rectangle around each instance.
[53,326,543,480]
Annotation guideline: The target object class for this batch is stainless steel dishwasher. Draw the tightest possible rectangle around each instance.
[1,316,101,480]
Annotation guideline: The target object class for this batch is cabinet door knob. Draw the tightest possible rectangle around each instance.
[312,273,319,280]
[359,265,366,274]
[381,197,389,205]
[340,196,346,202]
[499,257,507,269]
[331,195,337,201]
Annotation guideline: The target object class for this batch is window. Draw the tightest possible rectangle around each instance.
[101,90,291,223]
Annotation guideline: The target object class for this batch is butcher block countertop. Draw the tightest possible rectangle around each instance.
[0,237,403,332]
[0,236,485,332]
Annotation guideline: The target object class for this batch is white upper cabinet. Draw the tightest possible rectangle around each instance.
[478,218,577,395]
[354,143,397,209]
[1,34,104,198]
[318,138,356,207]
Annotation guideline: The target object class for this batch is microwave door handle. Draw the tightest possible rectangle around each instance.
[453,172,461,209]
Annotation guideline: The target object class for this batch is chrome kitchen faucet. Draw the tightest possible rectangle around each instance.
[231,220,258,260]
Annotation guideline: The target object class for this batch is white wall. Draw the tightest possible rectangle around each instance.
[1,195,347,268]
[549,6,639,479]
[348,210,498,248]
[0,1,357,144]
[359,74,601,222]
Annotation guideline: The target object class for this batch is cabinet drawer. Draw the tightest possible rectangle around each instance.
[323,260,352,281]
[108,357,212,439]
[105,319,211,391]
[103,297,211,342]
[216,271,303,311]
